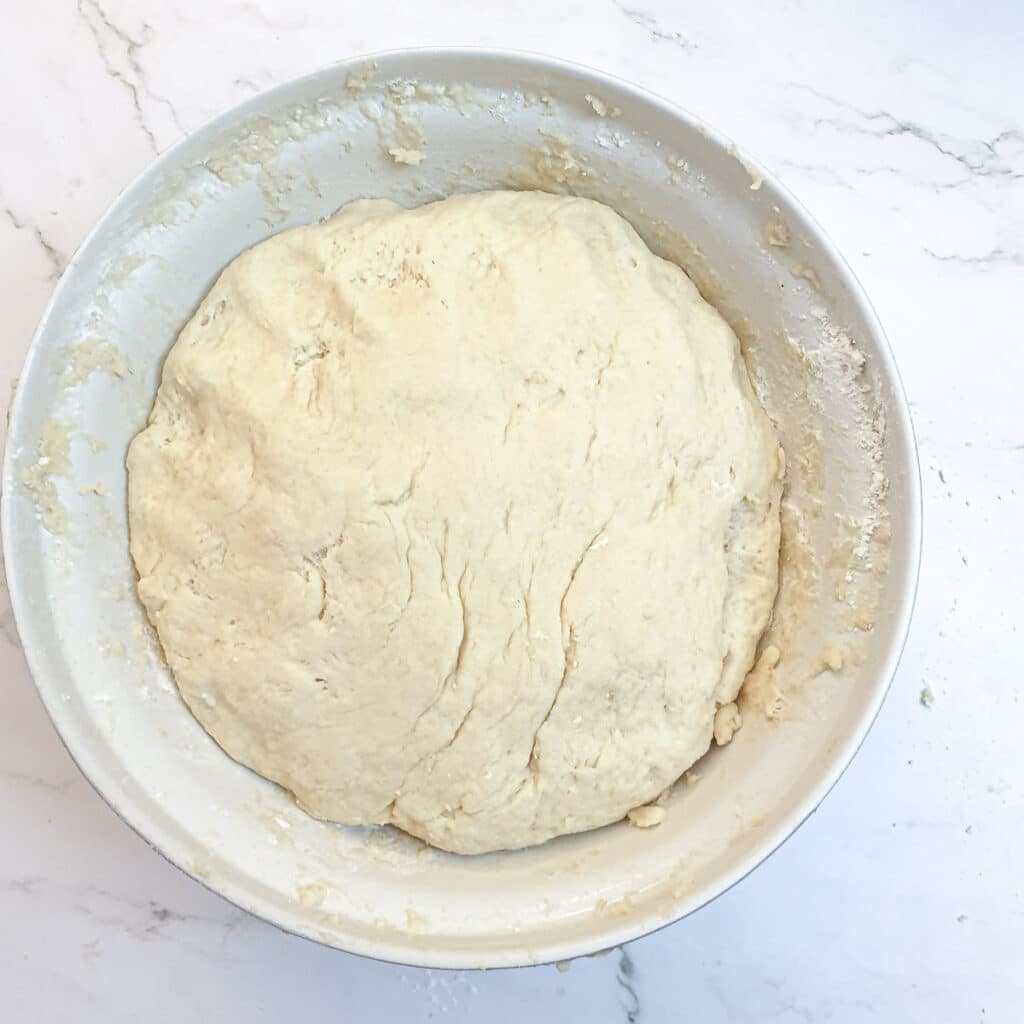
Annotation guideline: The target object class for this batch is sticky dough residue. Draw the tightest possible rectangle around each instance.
[359,80,425,167]
[592,855,693,919]
[404,908,429,933]
[345,61,377,94]
[763,210,791,248]
[296,882,328,907]
[57,336,129,387]
[741,644,783,720]
[667,154,690,184]
[640,218,891,724]
[18,418,74,533]
[755,323,890,701]
[789,263,822,291]
[627,804,666,828]
[506,132,592,192]
[20,276,134,534]
[355,75,491,168]
[145,73,551,222]
[726,144,764,190]
[388,147,424,167]
[585,93,622,119]
[203,100,341,224]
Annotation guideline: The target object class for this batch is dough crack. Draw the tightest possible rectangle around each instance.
[391,566,474,819]
[375,455,429,506]
[558,525,608,645]
[648,454,682,520]
[394,531,414,619]
[408,563,469,734]
[452,565,471,684]
[594,333,618,388]
[303,556,329,620]
[502,403,523,444]
[293,335,330,368]
[528,522,609,778]
[436,517,451,589]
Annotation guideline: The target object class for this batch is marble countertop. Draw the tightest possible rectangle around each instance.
[2,2,1021,1021]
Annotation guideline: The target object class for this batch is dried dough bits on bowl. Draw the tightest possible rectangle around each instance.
[2,49,920,967]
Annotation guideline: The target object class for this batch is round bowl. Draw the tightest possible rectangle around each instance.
[1,49,920,968]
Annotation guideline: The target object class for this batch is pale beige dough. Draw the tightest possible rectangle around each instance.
[127,190,782,854]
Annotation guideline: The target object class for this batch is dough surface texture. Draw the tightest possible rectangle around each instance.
[127,190,782,854]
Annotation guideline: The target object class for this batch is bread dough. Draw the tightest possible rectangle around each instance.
[127,190,782,854]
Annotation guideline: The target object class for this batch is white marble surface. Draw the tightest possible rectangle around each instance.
[1,1,1021,1020]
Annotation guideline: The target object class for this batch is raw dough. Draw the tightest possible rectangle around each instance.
[127,190,782,854]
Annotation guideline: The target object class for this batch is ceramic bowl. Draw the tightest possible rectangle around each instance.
[2,49,920,968]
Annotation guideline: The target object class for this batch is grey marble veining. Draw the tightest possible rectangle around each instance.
[2,203,67,282]
[75,0,185,154]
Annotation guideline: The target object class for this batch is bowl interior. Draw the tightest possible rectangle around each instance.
[2,50,919,968]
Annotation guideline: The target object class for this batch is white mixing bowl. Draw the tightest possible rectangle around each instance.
[2,49,921,968]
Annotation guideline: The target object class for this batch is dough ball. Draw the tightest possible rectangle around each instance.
[127,190,782,854]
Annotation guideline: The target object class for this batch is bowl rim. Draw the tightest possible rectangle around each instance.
[1,45,923,970]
